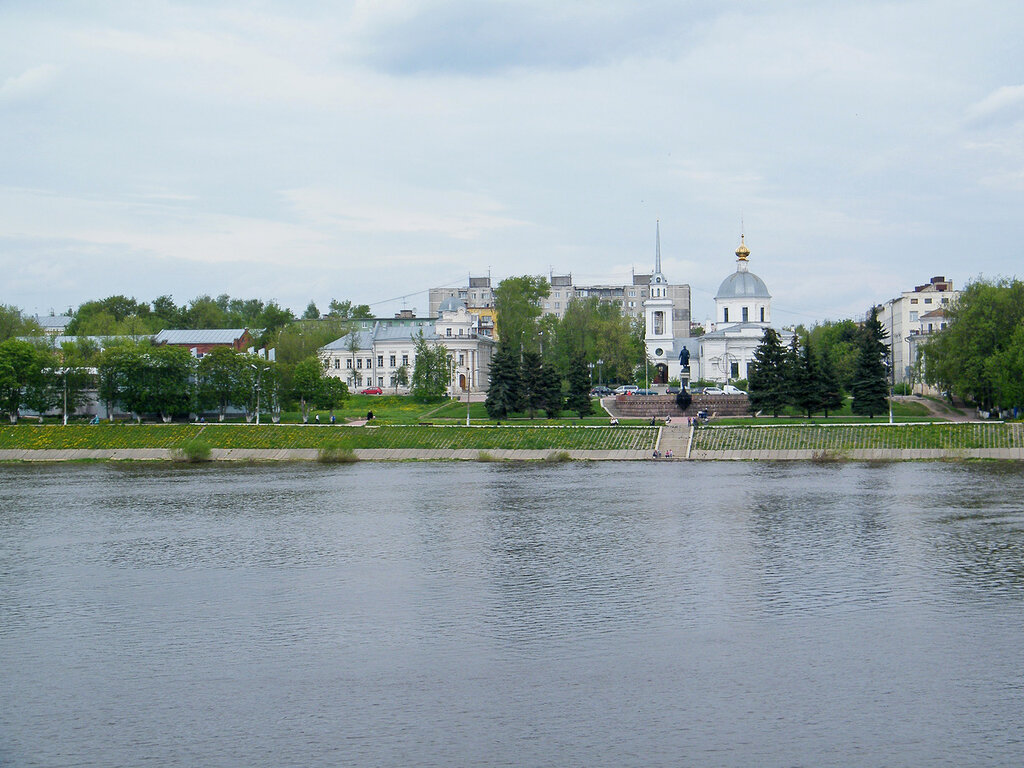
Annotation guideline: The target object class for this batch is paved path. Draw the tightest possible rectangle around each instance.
[655,422,690,459]
[0,448,653,462]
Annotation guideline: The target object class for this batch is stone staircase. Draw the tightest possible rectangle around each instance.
[655,423,691,459]
[607,394,750,419]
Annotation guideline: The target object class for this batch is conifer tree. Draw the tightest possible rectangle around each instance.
[484,344,521,419]
[520,351,544,418]
[792,336,824,418]
[537,363,563,418]
[851,308,890,418]
[817,346,844,417]
[564,355,593,419]
[747,327,788,416]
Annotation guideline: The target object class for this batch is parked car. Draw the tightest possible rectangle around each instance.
[666,385,681,394]
[635,388,658,396]
[613,385,639,395]
[359,387,383,395]
[723,384,747,395]
[702,386,725,395]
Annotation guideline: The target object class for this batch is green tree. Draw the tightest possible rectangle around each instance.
[803,319,860,393]
[315,376,350,419]
[0,339,39,423]
[327,299,373,320]
[564,355,593,419]
[520,351,544,418]
[291,358,324,423]
[410,332,450,401]
[484,344,522,419]
[97,343,195,422]
[197,347,246,421]
[21,346,61,422]
[303,301,321,320]
[923,278,1024,410]
[274,318,350,366]
[817,344,844,417]
[851,308,890,418]
[494,275,549,357]
[537,362,564,418]
[393,364,409,393]
[0,305,43,342]
[791,336,825,418]
[747,328,788,417]
[236,356,276,422]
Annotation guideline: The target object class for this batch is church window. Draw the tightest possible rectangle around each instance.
[731,362,739,379]
[742,307,749,322]
[760,307,765,322]
[654,311,664,335]
[723,308,729,322]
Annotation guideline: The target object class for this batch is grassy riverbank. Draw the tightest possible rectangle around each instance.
[693,422,1024,452]
[0,423,659,452]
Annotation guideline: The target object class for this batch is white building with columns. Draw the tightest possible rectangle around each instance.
[319,299,494,394]
[698,236,792,384]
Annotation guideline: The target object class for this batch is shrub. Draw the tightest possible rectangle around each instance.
[175,438,212,463]
[317,446,359,463]
[477,451,498,462]
[543,450,572,463]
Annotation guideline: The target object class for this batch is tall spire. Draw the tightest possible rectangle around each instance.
[655,219,662,273]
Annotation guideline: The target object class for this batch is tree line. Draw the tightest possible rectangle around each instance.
[0,338,350,424]
[747,308,889,418]
[922,277,1024,412]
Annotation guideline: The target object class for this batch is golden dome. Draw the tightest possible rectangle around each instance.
[735,234,750,261]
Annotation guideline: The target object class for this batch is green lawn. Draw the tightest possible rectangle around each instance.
[713,397,938,425]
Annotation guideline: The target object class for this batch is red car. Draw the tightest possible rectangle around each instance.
[359,387,383,395]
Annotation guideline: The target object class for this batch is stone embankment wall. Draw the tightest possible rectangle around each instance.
[610,394,750,419]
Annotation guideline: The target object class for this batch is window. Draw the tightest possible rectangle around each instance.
[628,290,636,297]
[377,356,384,367]
[924,298,932,304]
[459,328,463,336]
[731,362,739,378]
[927,323,934,332]
[365,358,372,368]
[390,355,396,367]
[402,354,409,366]
[941,298,949,304]
[910,298,919,304]
[742,307,749,322]
[356,359,362,369]
[554,291,560,298]
[378,377,384,386]
[654,311,664,335]
[458,354,464,366]
[554,302,560,309]
[446,328,452,337]
[760,307,765,322]
[909,311,919,321]
[333,359,340,369]
[346,359,352,369]
[723,308,729,322]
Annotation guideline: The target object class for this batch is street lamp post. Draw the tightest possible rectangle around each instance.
[61,367,68,426]
[597,359,603,387]
[251,364,262,426]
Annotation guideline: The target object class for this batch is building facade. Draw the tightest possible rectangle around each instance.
[698,237,791,384]
[320,301,495,394]
[879,276,959,386]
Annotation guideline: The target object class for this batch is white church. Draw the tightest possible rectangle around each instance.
[644,232,790,386]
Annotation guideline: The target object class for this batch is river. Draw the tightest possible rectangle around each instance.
[2,462,1023,767]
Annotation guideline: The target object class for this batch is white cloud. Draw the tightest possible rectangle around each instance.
[966,84,1024,123]
[0,64,58,101]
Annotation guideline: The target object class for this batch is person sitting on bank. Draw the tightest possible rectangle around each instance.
[609,417,619,426]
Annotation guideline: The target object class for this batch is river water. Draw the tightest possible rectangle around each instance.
[2,461,1023,767]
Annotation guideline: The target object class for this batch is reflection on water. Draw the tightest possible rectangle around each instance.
[2,461,1024,767]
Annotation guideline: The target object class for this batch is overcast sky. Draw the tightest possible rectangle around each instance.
[2,0,1022,326]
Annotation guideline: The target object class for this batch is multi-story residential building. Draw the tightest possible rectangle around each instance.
[429,262,692,340]
[320,301,494,394]
[880,276,959,385]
